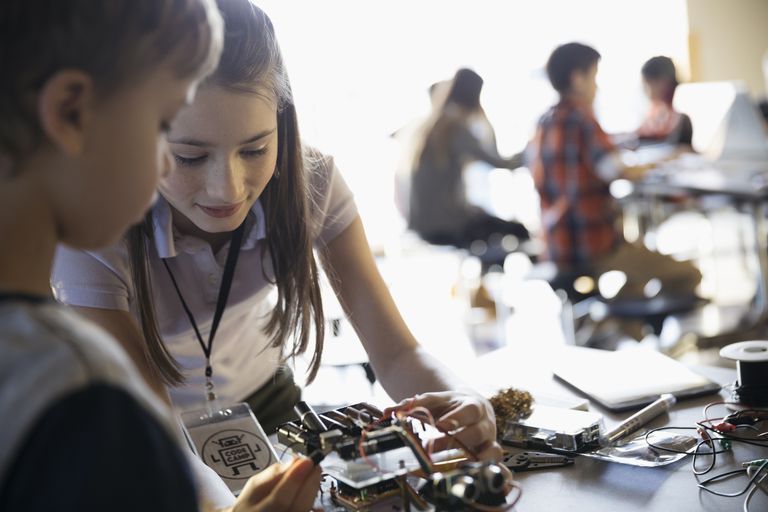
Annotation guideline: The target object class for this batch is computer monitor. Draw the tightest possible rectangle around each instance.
[673,81,768,161]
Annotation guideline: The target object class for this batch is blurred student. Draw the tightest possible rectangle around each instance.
[531,43,701,308]
[407,68,530,248]
[392,79,450,220]
[0,1,320,511]
[636,56,693,146]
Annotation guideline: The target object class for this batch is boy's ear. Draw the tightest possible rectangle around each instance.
[37,70,94,157]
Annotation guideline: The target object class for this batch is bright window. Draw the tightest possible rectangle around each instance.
[258,0,689,246]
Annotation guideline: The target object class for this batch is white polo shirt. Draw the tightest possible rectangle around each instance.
[52,151,357,410]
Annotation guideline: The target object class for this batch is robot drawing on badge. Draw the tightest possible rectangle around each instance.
[203,429,269,478]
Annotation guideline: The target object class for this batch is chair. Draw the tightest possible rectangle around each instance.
[527,261,706,347]
[526,261,597,303]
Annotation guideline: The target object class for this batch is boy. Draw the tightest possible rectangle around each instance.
[531,43,700,314]
[0,2,320,511]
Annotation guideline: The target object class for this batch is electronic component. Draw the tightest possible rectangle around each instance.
[294,400,328,433]
[277,402,406,460]
[329,478,402,511]
[502,405,603,453]
[421,462,508,510]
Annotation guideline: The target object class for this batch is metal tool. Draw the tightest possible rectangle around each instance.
[502,451,574,472]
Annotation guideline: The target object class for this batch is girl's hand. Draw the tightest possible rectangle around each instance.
[384,391,503,462]
[230,457,322,512]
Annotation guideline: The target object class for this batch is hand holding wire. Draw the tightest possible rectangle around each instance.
[384,391,502,462]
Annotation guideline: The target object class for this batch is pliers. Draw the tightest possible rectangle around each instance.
[502,451,574,472]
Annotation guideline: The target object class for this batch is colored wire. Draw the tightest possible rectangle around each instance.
[398,406,437,428]
[743,465,768,512]
[436,427,480,461]
[643,402,768,506]
[395,475,430,511]
[643,426,700,454]
[396,428,435,474]
[698,460,768,498]
[279,441,303,461]
[357,416,388,471]
[692,438,719,476]
[702,401,731,426]
[697,422,768,449]
[642,425,731,476]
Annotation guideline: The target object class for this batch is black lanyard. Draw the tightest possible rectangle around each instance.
[162,222,246,386]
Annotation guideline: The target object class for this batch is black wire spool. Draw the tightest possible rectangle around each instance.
[720,341,768,406]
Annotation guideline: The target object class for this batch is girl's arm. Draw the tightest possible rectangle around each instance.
[318,216,501,461]
[456,123,521,170]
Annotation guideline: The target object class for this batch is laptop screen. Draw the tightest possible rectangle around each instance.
[673,81,768,161]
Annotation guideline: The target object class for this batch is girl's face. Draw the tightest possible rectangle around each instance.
[163,85,278,238]
[643,78,668,102]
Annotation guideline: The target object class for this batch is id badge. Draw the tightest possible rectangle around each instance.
[182,402,278,494]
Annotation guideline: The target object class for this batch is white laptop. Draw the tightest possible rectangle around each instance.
[674,81,768,163]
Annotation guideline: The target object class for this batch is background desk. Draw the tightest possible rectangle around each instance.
[465,346,767,511]
[629,158,768,347]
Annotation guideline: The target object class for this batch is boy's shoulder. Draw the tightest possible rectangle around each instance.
[0,301,133,381]
[0,302,175,484]
[539,100,600,131]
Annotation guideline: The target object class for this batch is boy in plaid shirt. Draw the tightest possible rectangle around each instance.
[531,43,700,312]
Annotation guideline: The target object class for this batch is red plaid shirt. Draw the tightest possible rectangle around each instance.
[531,99,620,265]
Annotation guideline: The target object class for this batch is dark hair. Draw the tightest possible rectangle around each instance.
[546,42,601,94]
[412,68,487,169]
[128,0,325,386]
[0,0,222,164]
[445,68,484,109]
[641,56,679,104]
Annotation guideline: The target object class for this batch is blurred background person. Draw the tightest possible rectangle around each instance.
[406,68,530,249]
[636,56,693,146]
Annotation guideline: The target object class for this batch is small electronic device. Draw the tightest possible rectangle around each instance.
[502,405,603,453]
[278,402,409,463]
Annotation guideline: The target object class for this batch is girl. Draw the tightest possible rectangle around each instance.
[2,1,320,511]
[53,0,500,461]
[636,56,693,146]
[407,68,530,249]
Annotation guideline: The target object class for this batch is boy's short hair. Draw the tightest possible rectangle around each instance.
[546,42,601,94]
[0,0,222,162]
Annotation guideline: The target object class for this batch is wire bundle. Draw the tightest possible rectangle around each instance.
[644,401,768,511]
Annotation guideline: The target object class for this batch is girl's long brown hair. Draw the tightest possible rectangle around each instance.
[128,0,324,386]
